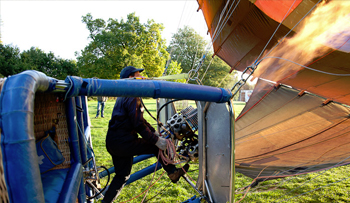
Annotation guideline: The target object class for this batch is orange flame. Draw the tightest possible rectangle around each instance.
[254,0,350,82]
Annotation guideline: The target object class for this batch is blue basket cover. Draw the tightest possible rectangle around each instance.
[36,135,65,173]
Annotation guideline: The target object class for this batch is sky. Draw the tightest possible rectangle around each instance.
[0,0,211,61]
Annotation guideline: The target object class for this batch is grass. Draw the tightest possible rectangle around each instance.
[88,99,350,203]
[88,99,199,203]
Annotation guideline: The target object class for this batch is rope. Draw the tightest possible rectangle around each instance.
[209,0,233,46]
[191,40,201,70]
[184,2,196,27]
[280,154,350,200]
[121,99,195,202]
[236,89,322,137]
[237,117,350,163]
[140,152,163,203]
[119,170,166,203]
[243,143,350,191]
[234,91,347,175]
[118,139,197,203]
[200,57,214,82]
[211,0,231,38]
[255,0,298,62]
[160,139,181,165]
[144,181,172,202]
[257,0,323,63]
[235,133,350,195]
[163,0,189,75]
[159,139,196,183]
[235,84,274,121]
[213,0,240,43]
[236,113,346,146]
[63,76,73,102]
[240,149,350,195]
[177,0,188,33]
[186,52,207,85]
[275,164,350,203]
[217,72,233,88]
[258,34,350,83]
[280,175,350,202]
[236,78,350,143]
[231,0,321,109]
[237,160,350,203]
[236,36,350,143]
[77,121,94,153]
[236,166,269,203]
[211,0,240,47]
[260,56,350,77]
[119,151,166,203]
[229,0,298,97]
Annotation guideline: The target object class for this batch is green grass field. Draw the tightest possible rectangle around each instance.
[88,99,350,203]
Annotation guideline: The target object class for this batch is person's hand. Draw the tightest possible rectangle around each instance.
[154,131,160,137]
[155,137,167,151]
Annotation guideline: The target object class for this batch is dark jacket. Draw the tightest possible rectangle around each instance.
[98,96,108,102]
[107,97,158,144]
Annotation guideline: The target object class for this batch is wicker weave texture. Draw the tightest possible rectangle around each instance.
[0,78,10,202]
[34,92,71,169]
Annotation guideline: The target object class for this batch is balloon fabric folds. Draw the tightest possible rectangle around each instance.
[197,0,350,179]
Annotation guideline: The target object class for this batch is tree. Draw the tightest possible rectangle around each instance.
[0,44,78,79]
[0,19,2,44]
[77,13,169,79]
[198,55,235,88]
[167,26,235,87]
[20,47,78,79]
[167,26,207,74]
[0,44,25,76]
[165,61,185,83]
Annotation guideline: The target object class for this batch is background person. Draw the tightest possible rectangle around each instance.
[96,96,108,118]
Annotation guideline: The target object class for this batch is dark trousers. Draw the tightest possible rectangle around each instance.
[96,101,105,117]
[103,136,176,203]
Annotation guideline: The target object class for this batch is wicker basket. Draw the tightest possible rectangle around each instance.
[34,92,71,169]
[0,78,10,202]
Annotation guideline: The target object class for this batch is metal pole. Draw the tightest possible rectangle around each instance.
[202,102,207,195]
[183,175,211,203]
[125,162,162,185]
[229,100,235,203]
[204,180,213,203]
[99,154,155,179]
[202,101,211,197]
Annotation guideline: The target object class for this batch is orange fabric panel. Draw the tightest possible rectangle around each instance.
[235,79,350,179]
[199,0,350,105]
[197,0,222,35]
[254,0,303,23]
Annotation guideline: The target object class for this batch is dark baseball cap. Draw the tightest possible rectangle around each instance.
[120,66,144,79]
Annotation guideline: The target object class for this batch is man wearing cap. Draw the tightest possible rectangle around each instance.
[102,66,189,203]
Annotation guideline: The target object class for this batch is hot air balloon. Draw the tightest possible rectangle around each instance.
[197,0,350,182]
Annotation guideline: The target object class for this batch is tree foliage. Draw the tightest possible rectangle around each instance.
[21,47,78,79]
[0,44,23,76]
[165,61,185,83]
[167,26,235,88]
[167,26,207,74]
[0,44,77,79]
[199,55,235,88]
[77,13,169,79]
